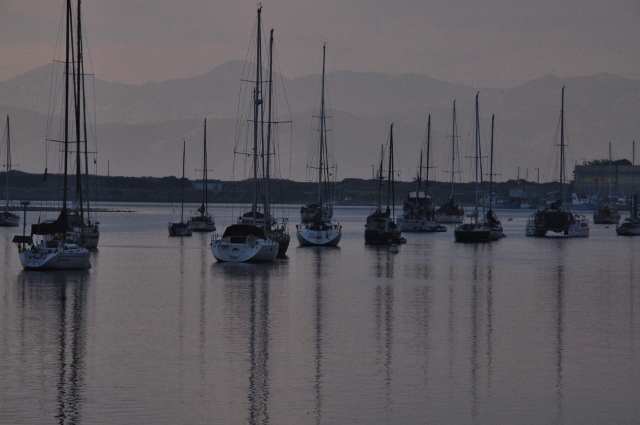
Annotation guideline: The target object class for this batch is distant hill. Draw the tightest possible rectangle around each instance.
[1,63,639,182]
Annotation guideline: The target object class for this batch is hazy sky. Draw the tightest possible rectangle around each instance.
[2,0,639,88]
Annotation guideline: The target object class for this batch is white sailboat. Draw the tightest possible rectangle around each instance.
[525,86,589,237]
[436,100,464,223]
[188,119,216,232]
[211,6,279,262]
[296,45,342,247]
[454,93,492,242]
[1,115,19,227]
[12,0,90,270]
[168,140,193,237]
[397,115,446,233]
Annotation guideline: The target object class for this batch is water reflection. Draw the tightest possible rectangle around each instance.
[366,245,396,278]
[374,283,394,419]
[216,262,284,425]
[466,242,495,420]
[404,240,434,279]
[312,248,324,425]
[409,284,432,396]
[486,265,494,394]
[17,270,89,425]
[198,236,208,397]
[628,241,635,362]
[544,240,566,424]
[554,263,565,425]
[177,237,186,395]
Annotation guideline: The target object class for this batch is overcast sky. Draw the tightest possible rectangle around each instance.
[2,0,639,88]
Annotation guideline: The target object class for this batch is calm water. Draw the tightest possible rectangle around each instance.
[1,203,639,425]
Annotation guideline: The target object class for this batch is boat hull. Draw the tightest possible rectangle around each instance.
[268,230,290,257]
[397,218,446,232]
[189,216,216,232]
[364,229,406,245]
[454,224,492,242]
[296,222,342,246]
[0,211,20,227]
[169,222,193,237]
[211,236,279,262]
[489,226,504,240]
[18,242,91,270]
[593,206,620,224]
[525,218,589,237]
[616,222,640,236]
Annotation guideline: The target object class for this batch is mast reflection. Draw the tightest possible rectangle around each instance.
[545,239,566,424]
[312,247,324,425]
[18,270,89,425]
[367,245,396,278]
[218,262,284,425]
[554,263,565,425]
[467,243,494,420]
[374,283,394,418]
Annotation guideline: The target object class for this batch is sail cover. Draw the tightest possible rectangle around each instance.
[31,210,68,235]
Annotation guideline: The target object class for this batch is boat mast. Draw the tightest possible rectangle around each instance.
[425,114,431,193]
[317,44,326,206]
[474,93,480,208]
[608,142,612,204]
[377,144,384,211]
[264,28,274,227]
[72,0,88,227]
[489,114,495,212]
[181,139,186,223]
[450,100,457,198]
[560,86,565,204]
[5,115,10,210]
[79,0,91,223]
[388,124,394,219]
[203,118,207,214]
[417,150,423,192]
[76,0,90,224]
[251,6,263,219]
[62,0,72,242]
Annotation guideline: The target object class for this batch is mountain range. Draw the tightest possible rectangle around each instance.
[1,61,639,183]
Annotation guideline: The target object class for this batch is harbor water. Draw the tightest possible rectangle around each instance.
[1,204,639,424]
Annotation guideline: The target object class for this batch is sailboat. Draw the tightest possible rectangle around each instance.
[210,6,279,262]
[296,45,342,247]
[1,115,19,227]
[593,143,621,224]
[454,93,492,242]
[364,124,406,245]
[12,0,90,270]
[525,86,589,237]
[168,140,193,236]
[234,27,290,257]
[397,115,446,233]
[436,100,464,223]
[483,114,504,240]
[188,119,216,232]
[616,194,640,235]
